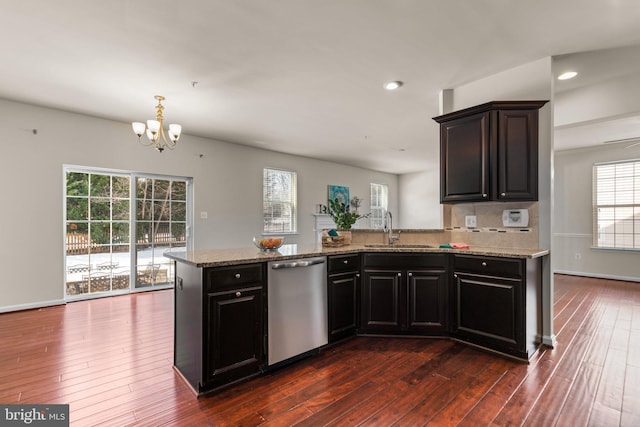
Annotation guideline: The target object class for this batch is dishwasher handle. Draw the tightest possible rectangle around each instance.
[270,257,325,270]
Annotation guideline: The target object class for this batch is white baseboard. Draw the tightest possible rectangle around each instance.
[0,299,66,313]
[554,270,640,283]
[1,286,173,313]
[542,334,557,348]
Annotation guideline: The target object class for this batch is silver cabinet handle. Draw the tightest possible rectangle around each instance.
[481,262,487,267]
[408,272,413,277]
[501,192,506,197]
[397,272,402,277]
[235,273,241,279]
[343,260,349,264]
[454,273,458,278]
[235,291,241,297]
[356,273,360,278]
[482,193,488,198]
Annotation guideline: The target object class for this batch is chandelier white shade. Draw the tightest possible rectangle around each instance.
[132,96,182,152]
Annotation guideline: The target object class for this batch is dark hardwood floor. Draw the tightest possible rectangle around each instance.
[1,274,639,426]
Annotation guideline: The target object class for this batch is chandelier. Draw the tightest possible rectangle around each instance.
[132,95,182,152]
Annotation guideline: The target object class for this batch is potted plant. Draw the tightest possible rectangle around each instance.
[321,198,369,245]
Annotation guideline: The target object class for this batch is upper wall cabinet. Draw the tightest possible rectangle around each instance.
[433,101,548,203]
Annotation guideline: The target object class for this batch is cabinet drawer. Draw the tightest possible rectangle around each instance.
[454,255,522,278]
[364,253,447,269]
[205,263,265,291]
[328,254,360,274]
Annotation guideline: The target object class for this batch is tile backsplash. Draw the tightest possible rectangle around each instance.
[444,201,538,229]
[444,201,539,249]
[351,201,541,249]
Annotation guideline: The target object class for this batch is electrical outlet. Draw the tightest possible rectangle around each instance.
[200,211,208,219]
[465,215,477,228]
[574,253,581,260]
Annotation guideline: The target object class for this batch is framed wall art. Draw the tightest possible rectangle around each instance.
[328,185,350,206]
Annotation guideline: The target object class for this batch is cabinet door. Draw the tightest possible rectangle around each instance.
[453,273,523,355]
[496,109,538,200]
[362,270,402,331]
[206,287,263,386]
[440,111,491,202]
[328,271,359,342]
[407,270,448,334]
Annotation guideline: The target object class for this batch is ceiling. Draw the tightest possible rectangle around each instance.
[554,44,640,152]
[2,1,640,174]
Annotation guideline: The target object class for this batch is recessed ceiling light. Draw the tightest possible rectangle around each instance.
[384,81,403,90]
[557,71,578,80]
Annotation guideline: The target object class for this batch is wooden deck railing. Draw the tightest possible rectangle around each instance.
[66,232,186,255]
[66,233,96,255]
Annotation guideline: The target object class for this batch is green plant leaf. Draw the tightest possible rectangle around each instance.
[321,198,369,230]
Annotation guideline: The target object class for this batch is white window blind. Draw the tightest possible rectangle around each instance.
[370,183,388,229]
[263,168,297,233]
[593,160,640,249]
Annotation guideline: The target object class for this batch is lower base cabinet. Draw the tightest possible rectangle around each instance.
[361,253,448,335]
[204,264,265,390]
[173,251,545,396]
[452,254,541,360]
[327,254,360,342]
[174,261,265,395]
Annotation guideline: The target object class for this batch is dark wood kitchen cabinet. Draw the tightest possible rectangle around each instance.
[451,254,541,360]
[361,253,448,335]
[204,264,265,389]
[173,261,265,395]
[327,254,360,342]
[433,100,548,203]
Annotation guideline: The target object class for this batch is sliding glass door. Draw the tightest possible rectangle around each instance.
[135,177,187,289]
[64,167,191,298]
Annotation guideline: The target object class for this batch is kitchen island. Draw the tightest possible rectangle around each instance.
[166,243,548,396]
[165,243,548,268]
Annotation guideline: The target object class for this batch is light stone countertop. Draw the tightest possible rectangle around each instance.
[164,243,549,268]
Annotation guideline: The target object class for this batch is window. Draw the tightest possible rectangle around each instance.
[593,160,640,250]
[64,167,192,298]
[263,168,297,233]
[370,183,388,229]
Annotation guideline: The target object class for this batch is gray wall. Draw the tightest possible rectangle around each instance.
[554,143,640,281]
[398,169,442,229]
[0,98,397,311]
[552,46,640,282]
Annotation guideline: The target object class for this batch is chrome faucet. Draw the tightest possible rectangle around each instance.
[384,211,400,245]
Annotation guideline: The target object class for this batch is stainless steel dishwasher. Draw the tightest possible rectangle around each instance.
[267,256,328,366]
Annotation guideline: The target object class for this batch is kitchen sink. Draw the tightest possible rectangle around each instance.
[364,244,434,248]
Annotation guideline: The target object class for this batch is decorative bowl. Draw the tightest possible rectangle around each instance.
[253,236,285,251]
